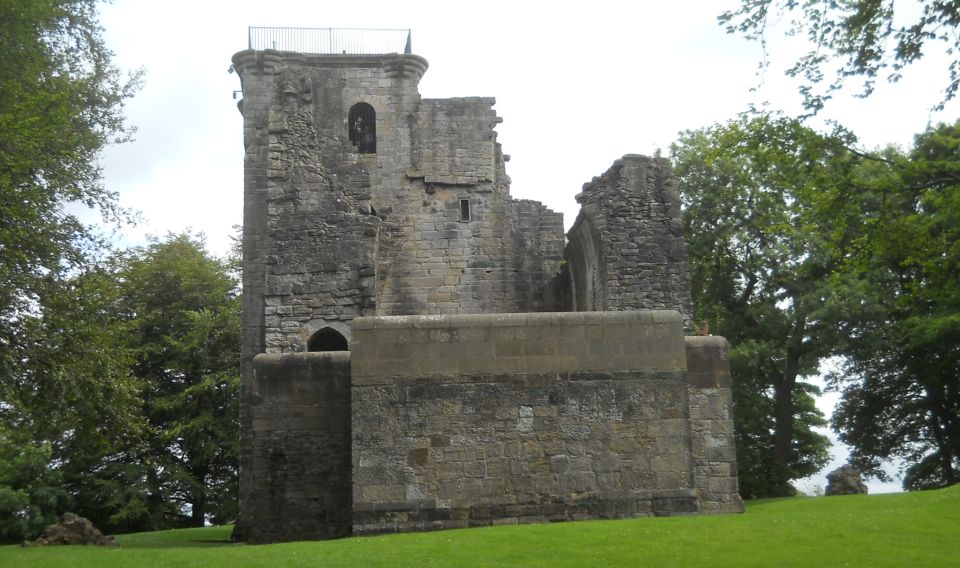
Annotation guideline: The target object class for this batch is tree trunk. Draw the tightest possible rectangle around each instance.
[191,489,206,527]
[191,471,208,527]
[930,399,957,486]
[772,312,807,493]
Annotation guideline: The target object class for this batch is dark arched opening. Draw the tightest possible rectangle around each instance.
[308,327,349,352]
[348,102,376,153]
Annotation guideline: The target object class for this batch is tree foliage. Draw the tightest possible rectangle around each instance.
[0,430,71,543]
[672,111,843,496]
[0,262,145,541]
[0,234,240,542]
[675,110,960,493]
[827,122,960,490]
[720,1,960,112]
[0,1,148,541]
[117,234,241,528]
[0,0,139,358]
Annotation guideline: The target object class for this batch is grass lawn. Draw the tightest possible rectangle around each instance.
[1,485,957,567]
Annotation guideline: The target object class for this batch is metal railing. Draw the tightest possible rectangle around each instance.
[248,27,412,55]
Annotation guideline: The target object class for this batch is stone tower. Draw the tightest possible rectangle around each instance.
[230,29,741,543]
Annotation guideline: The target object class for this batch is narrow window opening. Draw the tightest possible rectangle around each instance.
[348,102,376,154]
[459,198,471,222]
[308,327,349,352]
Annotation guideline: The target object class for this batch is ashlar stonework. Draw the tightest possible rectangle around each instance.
[230,41,743,544]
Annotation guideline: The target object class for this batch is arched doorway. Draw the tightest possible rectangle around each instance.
[307,327,349,352]
[348,102,376,153]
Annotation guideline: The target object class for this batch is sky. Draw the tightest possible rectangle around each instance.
[94,0,960,493]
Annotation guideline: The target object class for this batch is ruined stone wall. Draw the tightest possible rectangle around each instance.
[236,52,565,328]
[411,98,498,184]
[232,50,569,538]
[232,51,281,541]
[565,155,695,329]
[370,95,564,315]
[349,311,700,534]
[507,199,566,312]
[247,353,352,543]
[232,48,741,543]
[564,214,606,311]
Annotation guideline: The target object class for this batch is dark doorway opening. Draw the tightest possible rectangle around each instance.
[308,327,349,352]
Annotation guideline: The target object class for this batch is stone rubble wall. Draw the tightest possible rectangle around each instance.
[369,91,564,316]
[564,214,606,311]
[567,155,695,329]
[507,199,567,312]
[232,50,571,540]
[372,182,564,316]
[349,311,700,534]
[233,50,282,542]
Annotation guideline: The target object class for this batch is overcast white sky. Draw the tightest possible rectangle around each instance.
[95,0,960,493]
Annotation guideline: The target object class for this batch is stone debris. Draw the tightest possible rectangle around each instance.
[825,464,869,495]
[24,512,117,547]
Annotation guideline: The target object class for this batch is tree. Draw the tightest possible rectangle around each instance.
[0,1,140,531]
[117,234,241,527]
[0,265,146,542]
[828,122,960,490]
[720,1,960,112]
[0,428,71,543]
[0,233,241,540]
[0,2,243,536]
[672,111,849,496]
[0,0,139,385]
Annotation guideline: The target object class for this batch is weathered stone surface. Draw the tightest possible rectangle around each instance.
[231,43,742,543]
[351,310,686,381]
[25,513,116,547]
[566,156,695,330]
[351,311,697,534]
[826,464,868,496]
[685,336,745,514]
[246,352,352,543]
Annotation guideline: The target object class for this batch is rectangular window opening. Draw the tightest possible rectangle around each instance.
[459,198,471,222]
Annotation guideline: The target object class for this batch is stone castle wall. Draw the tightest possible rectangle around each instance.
[231,47,741,543]
[349,311,699,534]
[244,313,743,541]
[247,352,352,543]
[566,155,695,329]
[685,337,742,513]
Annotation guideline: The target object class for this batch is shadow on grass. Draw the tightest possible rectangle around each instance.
[115,525,239,549]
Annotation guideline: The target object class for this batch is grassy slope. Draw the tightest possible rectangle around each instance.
[2,486,958,567]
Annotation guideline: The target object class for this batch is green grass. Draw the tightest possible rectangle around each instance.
[2,486,958,567]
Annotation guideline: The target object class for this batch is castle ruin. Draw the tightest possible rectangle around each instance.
[230,28,743,544]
